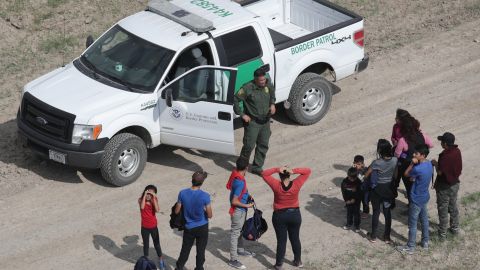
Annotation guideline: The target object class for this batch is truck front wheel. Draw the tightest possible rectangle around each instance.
[286,73,333,125]
[100,133,147,186]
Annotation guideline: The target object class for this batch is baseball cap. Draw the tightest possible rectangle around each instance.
[437,132,455,146]
[192,170,208,182]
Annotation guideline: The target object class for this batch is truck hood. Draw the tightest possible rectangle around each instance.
[25,63,141,124]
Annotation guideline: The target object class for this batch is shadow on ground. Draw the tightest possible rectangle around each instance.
[208,226,277,268]
[305,194,408,243]
[93,234,176,269]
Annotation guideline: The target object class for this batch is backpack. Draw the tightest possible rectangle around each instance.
[242,204,268,241]
[134,256,157,270]
[169,202,186,231]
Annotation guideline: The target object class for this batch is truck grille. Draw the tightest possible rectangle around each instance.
[21,92,75,143]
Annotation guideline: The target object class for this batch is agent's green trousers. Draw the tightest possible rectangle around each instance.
[240,120,271,172]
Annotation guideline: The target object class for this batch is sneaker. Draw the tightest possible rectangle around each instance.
[449,227,465,236]
[353,228,360,233]
[228,260,246,269]
[396,245,414,255]
[273,265,283,270]
[238,250,256,257]
[383,236,392,244]
[366,232,376,243]
[342,225,351,230]
[158,258,166,270]
[293,260,304,268]
[251,168,263,176]
[421,242,429,251]
[361,213,369,219]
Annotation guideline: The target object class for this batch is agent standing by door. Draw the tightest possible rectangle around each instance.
[234,68,276,175]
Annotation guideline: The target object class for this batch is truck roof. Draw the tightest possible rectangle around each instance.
[118,0,257,51]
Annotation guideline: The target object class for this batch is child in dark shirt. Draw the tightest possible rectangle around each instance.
[353,155,370,218]
[341,167,363,232]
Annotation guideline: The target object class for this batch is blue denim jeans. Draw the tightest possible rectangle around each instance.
[407,202,429,248]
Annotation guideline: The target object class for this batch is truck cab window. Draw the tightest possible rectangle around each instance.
[165,43,213,84]
[216,26,262,66]
[168,68,233,103]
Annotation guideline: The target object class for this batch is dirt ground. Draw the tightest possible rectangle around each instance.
[1,1,480,269]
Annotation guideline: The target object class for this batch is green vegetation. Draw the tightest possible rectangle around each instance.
[461,192,480,206]
[33,11,54,25]
[40,35,76,54]
[47,0,68,8]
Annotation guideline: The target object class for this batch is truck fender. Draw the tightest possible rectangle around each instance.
[286,49,337,86]
[100,114,158,148]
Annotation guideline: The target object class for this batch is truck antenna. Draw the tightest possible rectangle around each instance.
[61,8,66,67]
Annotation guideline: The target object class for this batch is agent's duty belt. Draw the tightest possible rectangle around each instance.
[248,114,270,125]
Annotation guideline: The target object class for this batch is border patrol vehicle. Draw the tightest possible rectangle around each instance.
[17,0,369,186]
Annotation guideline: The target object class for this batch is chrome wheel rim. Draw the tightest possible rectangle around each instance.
[117,148,139,177]
[302,87,325,116]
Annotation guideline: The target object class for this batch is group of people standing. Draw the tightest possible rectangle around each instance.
[137,68,313,270]
[138,161,311,270]
[136,69,463,270]
[340,109,463,255]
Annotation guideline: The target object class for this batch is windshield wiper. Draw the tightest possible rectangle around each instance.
[98,71,137,92]
[80,55,99,80]
[80,55,137,92]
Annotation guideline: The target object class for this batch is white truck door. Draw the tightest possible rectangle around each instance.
[158,66,237,155]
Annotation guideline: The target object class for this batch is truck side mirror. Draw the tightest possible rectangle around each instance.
[260,64,270,73]
[86,35,94,49]
[165,88,173,107]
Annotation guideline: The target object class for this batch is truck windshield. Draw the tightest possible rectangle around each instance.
[82,25,175,92]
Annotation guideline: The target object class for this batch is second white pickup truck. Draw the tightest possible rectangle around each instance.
[17,0,368,186]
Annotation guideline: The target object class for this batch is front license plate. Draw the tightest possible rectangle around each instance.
[49,150,66,164]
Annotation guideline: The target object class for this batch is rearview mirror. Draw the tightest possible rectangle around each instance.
[165,88,173,107]
[86,35,94,49]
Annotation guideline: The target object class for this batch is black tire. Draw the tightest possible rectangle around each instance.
[100,133,147,186]
[285,73,333,125]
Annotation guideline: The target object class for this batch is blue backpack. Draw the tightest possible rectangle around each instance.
[242,205,268,241]
[134,256,157,270]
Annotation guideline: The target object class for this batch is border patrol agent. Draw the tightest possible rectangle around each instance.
[234,68,276,175]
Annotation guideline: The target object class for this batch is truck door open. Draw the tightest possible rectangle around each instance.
[158,66,237,155]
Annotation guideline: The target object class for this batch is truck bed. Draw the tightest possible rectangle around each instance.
[240,0,361,49]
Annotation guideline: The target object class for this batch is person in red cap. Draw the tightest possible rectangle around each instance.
[226,157,255,269]
[431,132,462,240]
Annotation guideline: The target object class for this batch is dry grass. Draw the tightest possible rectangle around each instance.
[306,192,480,269]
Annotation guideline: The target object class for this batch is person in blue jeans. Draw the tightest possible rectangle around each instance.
[175,171,213,270]
[396,144,433,254]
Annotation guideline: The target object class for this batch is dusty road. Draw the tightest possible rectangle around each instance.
[1,16,480,270]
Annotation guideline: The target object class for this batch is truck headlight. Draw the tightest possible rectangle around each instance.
[72,124,102,144]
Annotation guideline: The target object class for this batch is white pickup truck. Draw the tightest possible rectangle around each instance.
[17,0,368,186]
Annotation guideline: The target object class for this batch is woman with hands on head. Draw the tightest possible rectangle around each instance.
[138,185,166,270]
[261,165,312,270]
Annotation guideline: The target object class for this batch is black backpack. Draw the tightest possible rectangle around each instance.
[242,205,268,241]
[169,202,186,231]
[134,256,157,270]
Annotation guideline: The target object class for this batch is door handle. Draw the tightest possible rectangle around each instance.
[218,111,231,121]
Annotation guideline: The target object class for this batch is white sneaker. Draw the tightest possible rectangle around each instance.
[228,260,246,269]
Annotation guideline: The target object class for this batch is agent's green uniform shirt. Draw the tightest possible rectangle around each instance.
[233,80,275,118]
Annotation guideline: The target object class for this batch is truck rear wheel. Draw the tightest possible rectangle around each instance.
[286,73,333,125]
[100,133,147,186]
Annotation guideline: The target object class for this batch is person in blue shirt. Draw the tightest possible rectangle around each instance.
[396,144,433,254]
[175,171,212,270]
[226,157,255,269]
